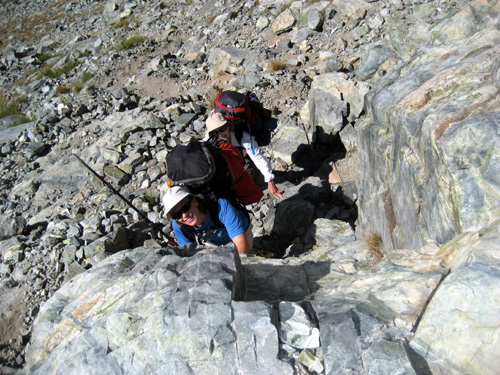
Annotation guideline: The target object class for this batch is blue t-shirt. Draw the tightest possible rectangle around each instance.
[173,198,249,246]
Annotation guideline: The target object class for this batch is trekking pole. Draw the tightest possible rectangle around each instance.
[73,154,178,247]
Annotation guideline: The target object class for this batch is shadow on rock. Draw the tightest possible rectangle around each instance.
[254,178,358,258]
[243,260,331,302]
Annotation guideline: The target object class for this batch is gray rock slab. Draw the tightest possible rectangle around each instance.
[20,246,296,374]
[313,301,416,375]
[272,8,296,34]
[0,121,33,142]
[232,301,294,374]
[309,85,346,139]
[278,302,320,349]
[290,28,315,45]
[28,157,88,209]
[208,46,250,75]
[314,261,445,333]
[175,112,198,127]
[440,112,500,233]
[280,176,332,204]
[314,301,364,374]
[410,221,500,375]
[304,218,355,248]
[0,237,25,262]
[268,115,310,166]
[310,73,369,123]
[355,42,398,81]
[332,0,373,20]
[103,165,129,186]
[361,340,416,375]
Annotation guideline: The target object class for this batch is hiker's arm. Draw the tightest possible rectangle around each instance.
[241,132,275,183]
[232,232,249,254]
[267,180,283,199]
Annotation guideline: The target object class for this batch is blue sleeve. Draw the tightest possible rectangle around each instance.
[172,221,196,246]
[217,199,249,239]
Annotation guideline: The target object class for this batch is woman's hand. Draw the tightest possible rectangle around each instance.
[267,180,283,199]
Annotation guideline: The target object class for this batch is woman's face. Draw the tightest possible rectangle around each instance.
[171,196,206,227]
[215,124,231,144]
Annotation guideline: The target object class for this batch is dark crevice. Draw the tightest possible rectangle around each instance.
[411,270,449,334]
[351,309,362,337]
[404,343,433,375]
[403,271,450,374]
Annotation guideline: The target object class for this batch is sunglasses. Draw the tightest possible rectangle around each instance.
[215,124,228,133]
[210,125,228,137]
[170,196,193,220]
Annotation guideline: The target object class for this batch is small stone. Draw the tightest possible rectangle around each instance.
[298,350,324,373]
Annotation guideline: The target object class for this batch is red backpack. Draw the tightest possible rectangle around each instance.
[214,91,272,138]
[218,142,263,205]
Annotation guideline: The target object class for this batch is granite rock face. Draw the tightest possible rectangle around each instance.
[357,0,500,251]
[20,246,293,375]
[24,219,500,374]
[410,220,500,375]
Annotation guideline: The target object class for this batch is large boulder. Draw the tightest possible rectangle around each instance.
[268,115,310,166]
[410,220,500,375]
[19,246,294,375]
[308,73,370,142]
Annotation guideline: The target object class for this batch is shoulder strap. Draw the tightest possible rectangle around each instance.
[233,125,244,145]
[207,199,224,229]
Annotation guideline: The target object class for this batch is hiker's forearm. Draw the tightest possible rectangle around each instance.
[232,233,249,254]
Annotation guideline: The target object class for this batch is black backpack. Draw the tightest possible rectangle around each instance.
[166,141,232,199]
[214,91,271,140]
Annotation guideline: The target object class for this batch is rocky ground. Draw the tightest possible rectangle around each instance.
[0,0,470,372]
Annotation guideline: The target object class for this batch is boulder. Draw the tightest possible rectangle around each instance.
[278,302,320,349]
[410,221,500,375]
[208,46,250,75]
[304,218,355,248]
[298,8,324,31]
[272,8,296,35]
[268,115,309,166]
[355,42,398,81]
[20,246,295,374]
[310,73,370,121]
[0,237,25,262]
[331,0,373,20]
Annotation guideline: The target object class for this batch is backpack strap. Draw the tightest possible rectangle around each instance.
[207,199,224,228]
[233,125,244,145]
[180,224,199,245]
[247,123,255,155]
